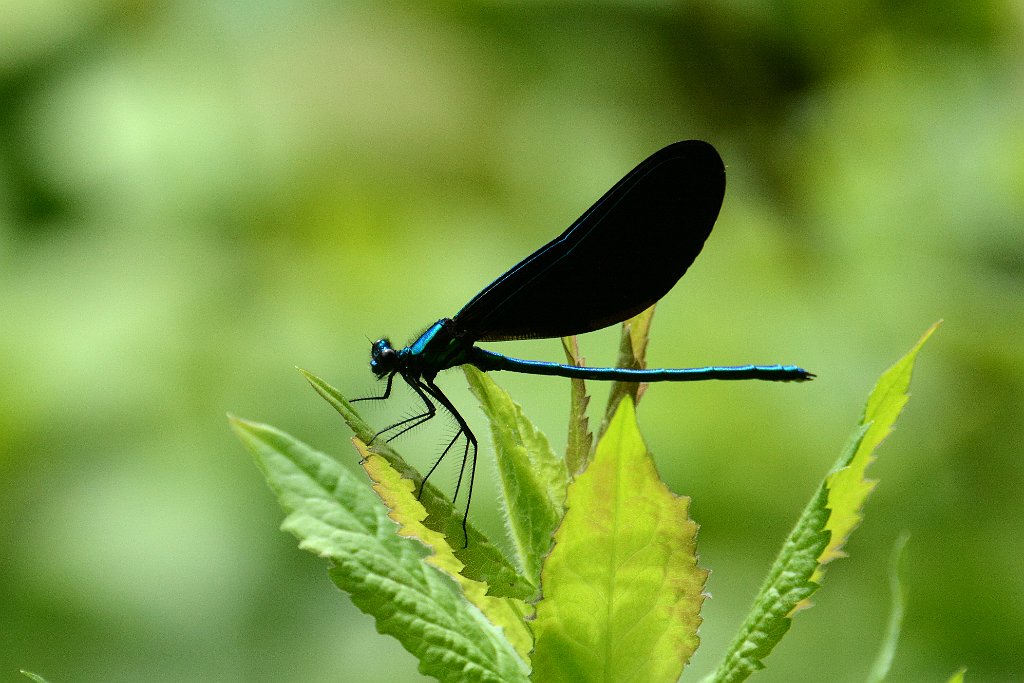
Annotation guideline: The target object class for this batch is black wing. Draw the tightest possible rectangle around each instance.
[452,139,726,341]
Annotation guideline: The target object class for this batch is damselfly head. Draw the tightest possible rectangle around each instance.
[369,338,400,377]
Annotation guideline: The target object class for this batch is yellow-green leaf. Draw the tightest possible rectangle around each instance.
[815,321,940,575]
[561,335,593,475]
[946,667,968,683]
[300,368,537,600]
[356,439,534,662]
[532,398,708,682]
[600,305,656,439]
[708,323,937,683]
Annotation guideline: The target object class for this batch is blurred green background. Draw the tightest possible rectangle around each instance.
[2,1,1021,681]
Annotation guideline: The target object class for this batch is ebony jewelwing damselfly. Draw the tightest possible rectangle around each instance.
[353,140,813,544]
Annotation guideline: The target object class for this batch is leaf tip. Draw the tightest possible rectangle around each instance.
[227,413,255,435]
[912,320,942,353]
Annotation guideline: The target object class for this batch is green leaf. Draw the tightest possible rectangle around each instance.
[599,305,656,439]
[706,479,833,683]
[300,369,536,601]
[561,335,593,475]
[707,323,938,683]
[531,398,708,683]
[815,321,940,577]
[356,439,534,663]
[945,667,968,683]
[231,416,529,683]
[20,672,50,683]
[866,533,910,683]
[464,365,567,584]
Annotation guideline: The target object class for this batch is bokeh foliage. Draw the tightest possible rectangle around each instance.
[1,2,1021,681]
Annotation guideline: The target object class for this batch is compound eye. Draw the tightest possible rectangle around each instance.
[369,339,390,359]
[369,339,399,376]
